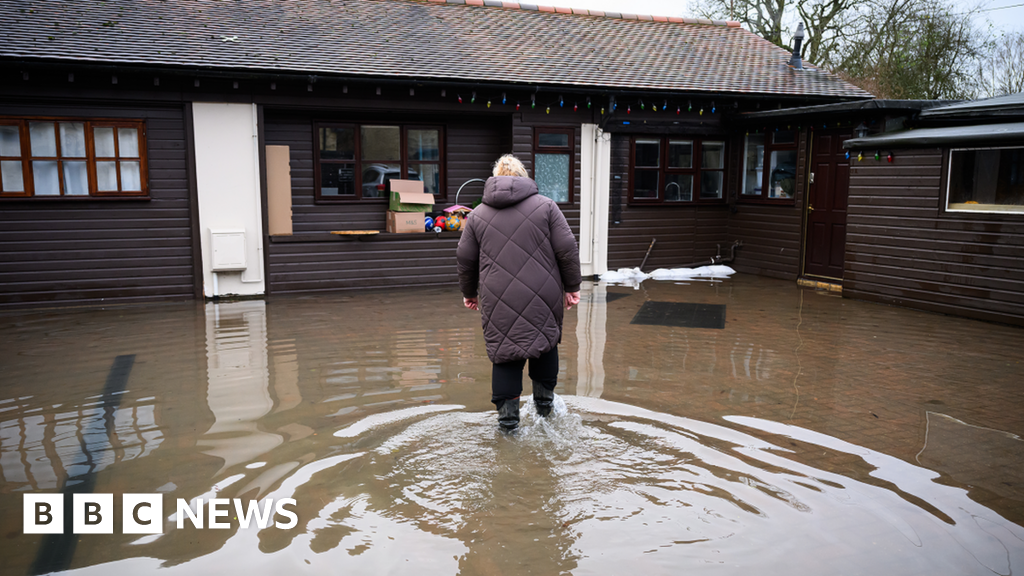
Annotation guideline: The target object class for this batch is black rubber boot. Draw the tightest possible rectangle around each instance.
[497,397,520,431]
[534,383,555,417]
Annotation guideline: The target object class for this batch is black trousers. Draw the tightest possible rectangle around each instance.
[490,345,559,406]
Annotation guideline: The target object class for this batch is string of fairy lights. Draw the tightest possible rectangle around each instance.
[445,90,725,116]
[430,87,896,163]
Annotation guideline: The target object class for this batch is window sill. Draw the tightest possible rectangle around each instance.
[0,195,152,202]
[626,200,728,206]
[736,198,797,206]
[946,203,1024,215]
[270,231,463,243]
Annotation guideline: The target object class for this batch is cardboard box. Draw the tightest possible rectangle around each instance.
[387,211,425,233]
[388,179,434,212]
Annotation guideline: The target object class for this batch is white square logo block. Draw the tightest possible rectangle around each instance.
[73,493,114,534]
[24,494,63,534]
[122,494,163,534]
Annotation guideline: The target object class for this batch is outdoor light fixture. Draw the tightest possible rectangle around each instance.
[854,122,869,139]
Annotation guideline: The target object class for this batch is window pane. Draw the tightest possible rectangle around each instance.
[538,132,569,148]
[32,160,60,195]
[700,171,723,199]
[702,141,725,169]
[30,122,57,157]
[1,161,24,192]
[118,128,140,157]
[0,126,21,156]
[362,162,400,198]
[768,150,797,198]
[63,161,89,195]
[97,161,118,192]
[773,130,796,145]
[320,163,355,196]
[634,170,659,199]
[361,125,400,161]
[407,129,440,161]
[948,148,1024,212]
[635,139,660,168]
[121,161,141,192]
[742,134,764,196]
[319,127,355,160]
[410,163,440,196]
[667,140,692,169]
[665,174,692,202]
[60,122,87,158]
[535,153,570,202]
[94,127,116,157]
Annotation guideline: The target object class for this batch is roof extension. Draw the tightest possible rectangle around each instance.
[0,0,872,98]
[845,122,1024,149]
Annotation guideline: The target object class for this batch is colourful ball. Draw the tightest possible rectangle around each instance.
[445,215,462,231]
[434,216,447,230]
[424,216,434,231]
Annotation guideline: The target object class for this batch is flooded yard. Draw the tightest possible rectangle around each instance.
[1,274,1023,575]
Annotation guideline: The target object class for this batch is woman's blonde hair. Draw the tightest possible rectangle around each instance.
[492,154,529,178]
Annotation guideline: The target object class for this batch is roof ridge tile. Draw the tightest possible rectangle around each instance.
[431,0,741,28]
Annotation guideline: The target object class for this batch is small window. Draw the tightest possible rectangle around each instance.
[947,146,1024,213]
[315,123,444,202]
[740,130,797,202]
[629,136,726,204]
[534,128,574,203]
[0,118,147,198]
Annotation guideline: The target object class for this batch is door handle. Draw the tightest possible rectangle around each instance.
[807,204,815,212]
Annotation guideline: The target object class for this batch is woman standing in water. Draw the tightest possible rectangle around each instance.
[457,154,582,431]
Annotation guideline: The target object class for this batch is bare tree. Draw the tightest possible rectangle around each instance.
[837,0,984,99]
[979,32,1024,97]
[696,0,987,99]
[693,0,861,66]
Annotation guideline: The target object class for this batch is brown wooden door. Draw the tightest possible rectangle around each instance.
[803,129,850,280]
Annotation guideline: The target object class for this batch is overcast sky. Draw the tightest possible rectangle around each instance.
[536,0,1024,34]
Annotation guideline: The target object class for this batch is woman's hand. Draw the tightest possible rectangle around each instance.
[464,297,479,311]
[564,291,581,310]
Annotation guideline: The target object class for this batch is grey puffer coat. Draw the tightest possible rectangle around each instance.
[457,176,582,364]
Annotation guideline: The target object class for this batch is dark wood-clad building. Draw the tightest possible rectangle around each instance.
[841,95,1024,326]
[36,0,1023,323]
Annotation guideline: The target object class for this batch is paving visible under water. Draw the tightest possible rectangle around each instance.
[1,274,1023,575]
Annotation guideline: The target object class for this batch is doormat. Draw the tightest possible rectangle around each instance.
[630,302,726,329]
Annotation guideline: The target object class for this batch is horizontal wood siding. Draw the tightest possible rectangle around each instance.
[268,236,462,293]
[727,129,806,280]
[607,134,730,270]
[264,111,507,294]
[844,148,1024,326]
[0,102,194,308]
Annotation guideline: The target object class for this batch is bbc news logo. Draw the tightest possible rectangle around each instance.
[24,494,298,534]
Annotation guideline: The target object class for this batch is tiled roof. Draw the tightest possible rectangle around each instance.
[0,0,872,98]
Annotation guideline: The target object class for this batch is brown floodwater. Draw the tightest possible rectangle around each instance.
[1,274,1023,575]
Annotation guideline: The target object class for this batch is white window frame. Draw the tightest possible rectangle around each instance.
[945,145,1024,215]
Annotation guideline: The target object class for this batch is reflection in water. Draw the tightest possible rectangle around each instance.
[55,396,1024,576]
[3,279,1024,575]
[200,301,282,474]
[576,281,606,398]
[0,391,161,491]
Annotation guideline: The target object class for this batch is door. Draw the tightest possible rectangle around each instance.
[803,129,850,280]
